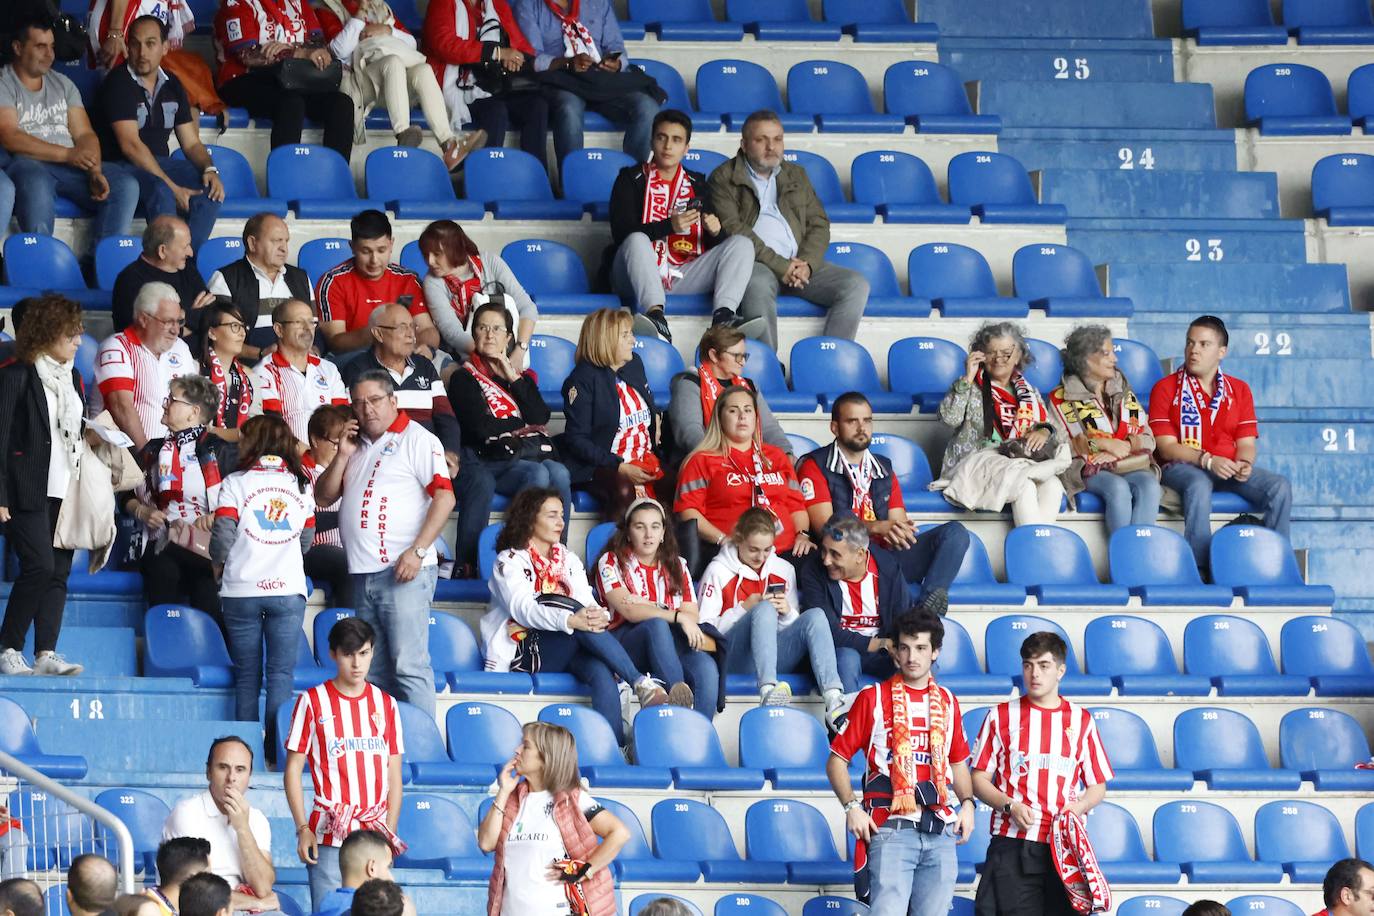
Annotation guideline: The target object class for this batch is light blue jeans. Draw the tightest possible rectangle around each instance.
[867,822,958,916]
[1083,468,1161,533]
[1161,461,1292,566]
[725,604,842,694]
[307,842,342,912]
[6,156,139,240]
[353,564,439,717]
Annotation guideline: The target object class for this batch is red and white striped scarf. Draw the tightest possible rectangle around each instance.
[698,365,743,426]
[542,0,599,59]
[1173,367,1228,451]
[980,369,1047,440]
[440,255,485,328]
[529,542,571,596]
[641,163,702,288]
[465,355,521,420]
[1051,811,1112,914]
[207,350,252,428]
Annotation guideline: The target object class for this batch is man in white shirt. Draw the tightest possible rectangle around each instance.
[162,737,283,915]
[314,370,455,718]
[250,299,348,443]
[206,214,314,360]
[95,280,198,450]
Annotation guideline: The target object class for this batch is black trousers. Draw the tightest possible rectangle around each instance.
[0,498,74,654]
[304,544,354,609]
[975,836,1076,916]
[219,69,354,161]
[142,542,222,627]
[469,91,550,166]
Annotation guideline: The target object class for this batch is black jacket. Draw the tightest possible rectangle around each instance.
[609,164,717,247]
[558,355,657,484]
[213,258,314,349]
[0,361,84,511]
[446,364,552,452]
[798,544,912,653]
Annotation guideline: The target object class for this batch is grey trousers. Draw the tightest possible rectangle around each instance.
[738,260,868,349]
[613,232,755,312]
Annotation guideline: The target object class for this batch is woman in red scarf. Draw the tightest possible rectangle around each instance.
[479,721,626,916]
[198,302,254,455]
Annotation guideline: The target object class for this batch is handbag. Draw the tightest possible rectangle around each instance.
[40,0,87,61]
[1081,449,1152,478]
[275,58,343,93]
[509,593,582,674]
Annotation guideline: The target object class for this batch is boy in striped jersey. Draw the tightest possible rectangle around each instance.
[971,631,1113,916]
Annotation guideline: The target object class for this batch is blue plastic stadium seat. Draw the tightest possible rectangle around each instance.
[94,236,140,291]
[295,237,351,289]
[629,0,744,40]
[182,145,287,218]
[788,60,903,133]
[634,706,764,790]
[464,149,583,220]
[791,337,912,414]
[632,337,683,405]
[1255,800,1352,882]
[651,798,786,883]
[1084,803,1180,883]
[499,239,617,315]
[527,335,578,408]
[1084,616,1210,696]
[394,793,488,879]
[931,616,1012,694]
[918,529,1025,606]
[716,895,788,916]
[43,886,69,916]
[429,610,531,694]
[1113,338,1163,396]
[1281,615,1374,696]
[824,242,921,315]
[1182,0,1287,43]
[1011,244,1133,317]
[882,61,998,133]
[983,615,1111,694]
[561,149,636,219]
[1022,338,1063,395]
[267,145,383,218]
[1280,707,1374,791]
[1283,0,1374,43]
[802,898,868,916]
[3,235,109,309]
[1184,614,1311,696]
[1349,64,1374,128]
[907,243,1025,318]
[630,895,705,916]
[1174,707,1300,790]
[697,60,811,132]
[782,150,872,222]
[1004,525,1130,605]
[739,707,845,791]
[364,146,484,220]
[683,149,730,174]
[1358,804,1374,858]
[539,704,670,788]
[144,605,233,687]
[198,236,245,283]
[850,151,968,224]
[746,799,851,884]
[0,699,87,779]
[886,337,965,414]
[478,523,501,582]
[953,804,991,881]
[1088,707,1194,791]
[74,333,98,389]
[311,608,352,667]
[1153,800,1283,883]
[584,523,614,568]
[1210,527,1336,606]
[1243,64,1352,135]
[741,339,819,413]
[593,797,700,882]
[948,151,1066,224]
[727,0,841,40]
[868,433,949,513]
[442,702,522,785]
[1313,153,1374,225]
[633,61,715,133]
[962,706,990,743]
[1118,899,1188,916]
[397,700,469,785]
[787,433,821,455]
[1108,526,1234,606]
[291,627,330,689]
[1225,898,1303,916]
[822,0,937,42]
[95,793,171,872]
[10,788,90,870]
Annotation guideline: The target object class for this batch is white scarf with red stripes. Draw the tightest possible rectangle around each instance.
[641,163,702,289]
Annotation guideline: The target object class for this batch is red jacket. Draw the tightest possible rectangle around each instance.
[422,0,533,85]
[314,0,414,41]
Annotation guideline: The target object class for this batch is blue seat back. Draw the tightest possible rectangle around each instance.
[594,797,654,859]
[562,149,637,207]
[75,333,98,388]
[198,237,245,283]
[728,0,812,23]
[4,235,84,289]
[948,151,1036,207]
[365,146,455,203]
[868,432,934,491]
[444,702,522,767]
[1174,707,1270,770]
[538,704,624,769]
[1244,63,1338,121]
[585,522,615,569]
[1083,802,1151,863]
[44,886,70,916]
[1183,0,1277,29]
[296,237,350,288]
[500,239,591,296]
[650,797,739,860]
[745,799,841,863]
[933,616,982,677]
[716,895,788,916]
[94,788,169,869]
[683,148,730,175]
[94,236,140,291]
[10,787,89,865]
[1116,898,1187,916]
[1184,614,1281,677]
[396,701,448,764]
[1005,525,1100,587]
[908,243,997,300]
[1084,616,1178,677]
[634,59,693,113]
[312,608,354,666]
[465,148,555,202]
[788,60,874,115]
[633,337,685,396]
[478,522,501,581]
[984,614,1081,676]
[1109,526,1203,588]
[267,145,357,201]
[1283,0,1374,27]
[1280,707,1372,770]
[395,793,480,862]
[1209,526,1304,587]
[399,239,426,276]
[1357,803,1374,859]
[851,150,943,207]
[802,897,868,916]
[631,895,705,916]
[630,0,717,24]
[200,145,260,199]
[826,242,901,298]
[787,433,820,455]
[1087,707,1167,770]
[1224,898,1303,916]
[791,337,882,396]
[1313,152,1374,211]
[635,706,729,768]
[275,891,305,916]
[962,705,989,744]
[738,707,830,771]
[1255,800,1350,865]
[1153,800,1250,864]
[696,59,781,114]
[883,61,976,118]
[527,335,577,392]
[1348,64,1374,123]
[1281,615,1374,677]
[923,525,999,588]
[145,605,231,670]
[741,339,792,399]
[1112,338,1163,396]
[1022,338,1063,394]
[1012,243,1100,300]
[428,611,482,675]
[783,150,847,205]
[824,0,909,24]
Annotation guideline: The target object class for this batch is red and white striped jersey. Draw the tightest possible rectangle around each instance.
[595,552,696,627]
[609,380,652,461]
[94,328,199,443]
[250,351,348,444]
[972,696,1113,844]
[284,680,404,847]
[839,553,881,637]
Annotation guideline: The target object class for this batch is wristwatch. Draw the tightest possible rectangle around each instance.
[412,546,430,560]
[202,166,220,176]
[843,800,863,813]
[1001,801,1013,815]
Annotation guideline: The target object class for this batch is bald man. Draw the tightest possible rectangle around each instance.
[112,215,212,332]
[67,854,118,916]
[0,878,43,916]
[206,213,314,359]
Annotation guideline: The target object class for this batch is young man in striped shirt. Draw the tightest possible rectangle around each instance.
[284,617,405,912]
[971,631,1113,916]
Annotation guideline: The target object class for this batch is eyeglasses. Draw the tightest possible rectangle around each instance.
[722,349,749,363]
[280,318,319,329]
[351,394,392,409]
[162,395,194,408]
[986,348,1017,361]
[214,321,247,333]
[473,323,507,336]
[376,324,416,335]
[150,315,185,330]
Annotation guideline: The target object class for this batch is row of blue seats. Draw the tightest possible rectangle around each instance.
[1185,0,1374,45]
[1245,62,1374,134]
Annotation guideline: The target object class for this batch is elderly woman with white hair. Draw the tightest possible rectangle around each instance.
[1047,324,1160,533]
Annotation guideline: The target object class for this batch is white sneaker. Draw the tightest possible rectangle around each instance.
[32,652,83,676]
[0,649,33,675]
[760,681,792,706]
[634,676,669,708]
[823,688,848,733]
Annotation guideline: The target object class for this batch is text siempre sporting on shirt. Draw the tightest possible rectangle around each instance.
[95,328,199,441]
[972,697,1114,845]
[1148,369,1258,462]
[316,263,424,333]
[214,455,316,597]
[595,552,696,628]
[285,680,403,847]
[338,412,452,574]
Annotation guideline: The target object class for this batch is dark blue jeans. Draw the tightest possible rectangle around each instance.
[1161,461,1293,567]
[836,645,896,694]
[0,150,13,238]
[896,521,970,600]
[6,156,139,239]
[453,449,496,572]
[536,628,645,745]
[131,156,223,251]
[492,456,572,525]
[548,87,660,173]
[221,594,307,730]
[614,617,720,718]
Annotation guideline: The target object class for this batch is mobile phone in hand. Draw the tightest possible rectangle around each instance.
[765,581,785,596]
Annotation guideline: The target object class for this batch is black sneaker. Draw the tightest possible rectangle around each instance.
[919,586,949,618]
[711,307,767,338]
[632,307,673,344]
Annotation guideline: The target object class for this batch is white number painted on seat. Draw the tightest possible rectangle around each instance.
[820,341,836,350]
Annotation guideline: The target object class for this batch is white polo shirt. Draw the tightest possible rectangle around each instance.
[94,328,199,442]
[250,351,348,443]
[214,457,316,598]
[161,790,271,887]
[339,412,452,574]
